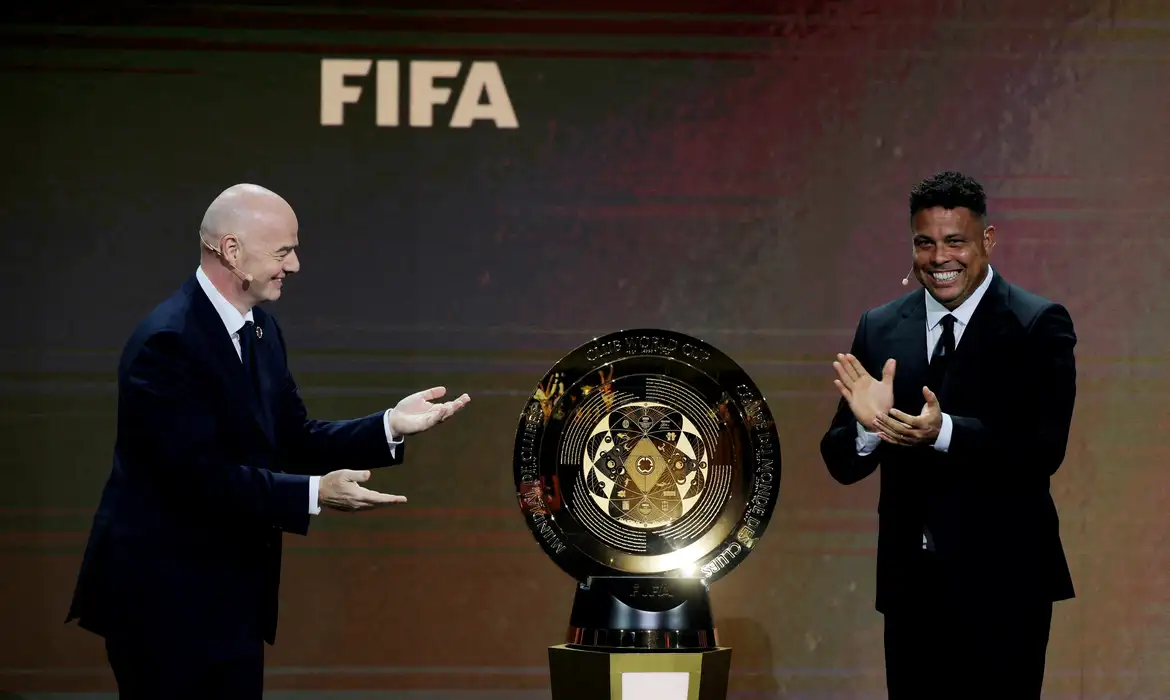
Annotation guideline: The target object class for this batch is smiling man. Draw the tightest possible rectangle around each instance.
[819,171,1078,699]
[67,183,470,699]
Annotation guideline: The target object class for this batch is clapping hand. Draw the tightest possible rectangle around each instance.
[833,353,896,430]
[388,386,471,436]
[874,386,943,447]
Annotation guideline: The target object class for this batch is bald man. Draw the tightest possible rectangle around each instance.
[66,184,470,698]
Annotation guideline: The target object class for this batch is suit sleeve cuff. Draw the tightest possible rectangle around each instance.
[932,413,953,452]
[271,473,312,535]
[855,421,881,456]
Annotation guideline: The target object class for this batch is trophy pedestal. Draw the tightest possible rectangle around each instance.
[550,576,731,699]
[566,576,717,649]
[548,644,732,700]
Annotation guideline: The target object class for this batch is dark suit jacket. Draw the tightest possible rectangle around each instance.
[820,272,1076,614]
[67,275,404,656]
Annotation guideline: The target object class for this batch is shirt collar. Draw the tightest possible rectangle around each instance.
[195,265,253,337]
[924,264,994,330]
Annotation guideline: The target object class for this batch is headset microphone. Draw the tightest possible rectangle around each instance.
[201,235,254,283]
[901,269,913,286]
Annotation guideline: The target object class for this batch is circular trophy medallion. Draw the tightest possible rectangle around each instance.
[513,329,780,584]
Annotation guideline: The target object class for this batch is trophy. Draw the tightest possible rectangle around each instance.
[513,329,781,700]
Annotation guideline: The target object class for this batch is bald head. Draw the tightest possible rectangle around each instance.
[199,183,296,246]
[198,183,301,310]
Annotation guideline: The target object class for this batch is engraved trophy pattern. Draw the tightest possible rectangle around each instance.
[582,402,708,528]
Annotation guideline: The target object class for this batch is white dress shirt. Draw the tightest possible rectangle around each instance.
[854,265,995,456]
[195,266,402,515]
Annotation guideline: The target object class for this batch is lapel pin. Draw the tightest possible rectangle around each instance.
[255,325,263,340]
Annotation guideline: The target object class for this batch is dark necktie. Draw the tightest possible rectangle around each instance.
[923,313,955,553]
[928,314,956,388]
[238,320,261,400]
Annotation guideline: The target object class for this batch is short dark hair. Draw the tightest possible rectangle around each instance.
[909,171,987,221]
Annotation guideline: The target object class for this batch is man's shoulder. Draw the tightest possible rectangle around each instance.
[999,277,1071,328]
[139,278,201,331]
[861,288,921,326]
[120,278,202,361]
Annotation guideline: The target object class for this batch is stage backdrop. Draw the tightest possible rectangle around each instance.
[2,2,1168,697]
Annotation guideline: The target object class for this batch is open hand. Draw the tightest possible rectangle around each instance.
[874,386,943,447]
[319,469,407,512]
[833,353,895,430]
[388,386,470,436]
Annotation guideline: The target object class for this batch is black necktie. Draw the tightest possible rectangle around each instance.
[238,320,261,400]
[928,314,956,388]
[923,313,955,553]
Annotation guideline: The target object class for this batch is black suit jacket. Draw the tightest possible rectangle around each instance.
[820,272,1076,614]
[67,275,404,656]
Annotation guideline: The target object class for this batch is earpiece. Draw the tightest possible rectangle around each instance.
[200,234,254,283]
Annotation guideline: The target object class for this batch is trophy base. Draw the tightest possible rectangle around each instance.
[549,644,732,700]
[565,576,718,651]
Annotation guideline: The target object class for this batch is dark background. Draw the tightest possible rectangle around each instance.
[1,1,1167,697]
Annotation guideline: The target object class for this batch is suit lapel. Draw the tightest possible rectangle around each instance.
[250,315,278,443]
[886,292,931,413]
[185,277,276,447]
